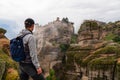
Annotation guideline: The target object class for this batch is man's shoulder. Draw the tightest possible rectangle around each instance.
[23,33,34,41]
[26,33,34,39]
[26,34,36,41]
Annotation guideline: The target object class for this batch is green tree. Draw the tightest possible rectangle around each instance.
[70,34,78,44]
[59,44,70,52]
[113,36,120,43]
[62,17,69,23]
[46,69,59,80]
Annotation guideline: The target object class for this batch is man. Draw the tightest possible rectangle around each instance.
[18,18,45,80]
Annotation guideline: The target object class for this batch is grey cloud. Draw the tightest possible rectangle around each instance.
[0,0,120,34]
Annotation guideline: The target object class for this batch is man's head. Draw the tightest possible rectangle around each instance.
[24,18,35,31]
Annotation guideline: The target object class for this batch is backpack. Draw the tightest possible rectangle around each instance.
[10,33,31,62]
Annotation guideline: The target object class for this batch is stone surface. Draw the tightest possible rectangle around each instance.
[0,61,6,80]
[34,18,74,77]
[0,30,19,80]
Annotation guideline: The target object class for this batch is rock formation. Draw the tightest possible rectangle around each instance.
[34,17,74,75]
[0,27,7,38]
[61,20,120,80]
[34,19,120,80]
[1,19,120,80]
[0,28,18,80]
[77,20,106,46]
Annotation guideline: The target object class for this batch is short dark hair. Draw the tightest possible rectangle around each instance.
[24,18,35,28]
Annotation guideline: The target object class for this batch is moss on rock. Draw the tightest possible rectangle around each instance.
[0,49,19,80]
[0,61,6,80]
[5,68,19,80]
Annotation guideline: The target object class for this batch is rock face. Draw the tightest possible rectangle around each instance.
[77,20,106,46]
[60,20,120,80]
[35,18,74,54]
[0,27,6,38]
[34,17,74,74]
[34,19,120,80]
[0,28,19,80]
[0,61,6,80]
[65,42,119,80]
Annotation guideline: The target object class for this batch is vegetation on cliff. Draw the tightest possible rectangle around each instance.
[1,19,120,80]
[0,45,19,80]
[46,69,58,80]
[54,20,120,80]
[0,28,7,38]
[0,28,19,80]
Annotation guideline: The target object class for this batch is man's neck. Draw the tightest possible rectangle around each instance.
[26,28,33,33]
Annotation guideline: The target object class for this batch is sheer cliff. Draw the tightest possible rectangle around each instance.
[34,17,74,75]
[60,20,120,80]
[33,19,120,80]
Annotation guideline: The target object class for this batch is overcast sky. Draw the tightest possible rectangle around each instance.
[1,0,120,33]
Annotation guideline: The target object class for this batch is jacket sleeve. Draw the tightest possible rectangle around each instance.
[28,35,40,69]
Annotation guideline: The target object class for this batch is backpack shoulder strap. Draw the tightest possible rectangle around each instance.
[16,33,32,40]
[22,33,32,38]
